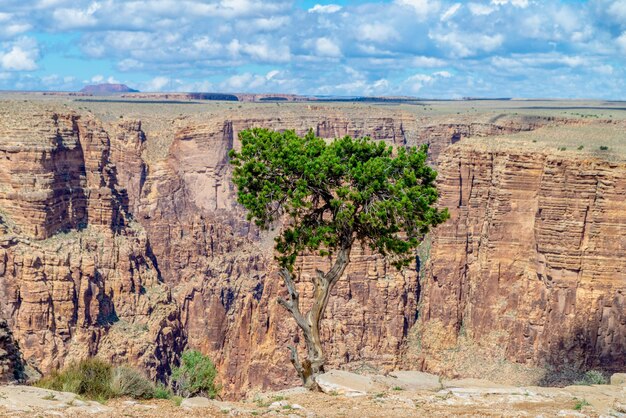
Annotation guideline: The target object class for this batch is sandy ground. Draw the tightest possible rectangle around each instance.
[1,373,624,417]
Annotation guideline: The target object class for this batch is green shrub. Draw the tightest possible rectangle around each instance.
[599,145,609,151]
[154,383,172,399]
[35,358,114,401]
[34,358,168,401]
[110,367,156,399]
[573,398,590,410]
[577,145,584,150]
[171,350,219,398]
[575,370,608,385]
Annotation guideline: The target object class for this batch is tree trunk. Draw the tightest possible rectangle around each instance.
[277,245,352,390]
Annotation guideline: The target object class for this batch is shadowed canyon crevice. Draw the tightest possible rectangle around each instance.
[0,100,623,397]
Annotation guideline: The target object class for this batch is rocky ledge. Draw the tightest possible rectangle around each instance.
[0,370,625,417]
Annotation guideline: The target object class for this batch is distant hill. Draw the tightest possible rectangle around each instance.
[80,83,139,94]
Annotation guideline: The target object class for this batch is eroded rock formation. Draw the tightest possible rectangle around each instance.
[411,141,626,380]
[0,99,623,397]
[0,104,184,379]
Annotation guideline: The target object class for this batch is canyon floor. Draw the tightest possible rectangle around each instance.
[1,370,625,417]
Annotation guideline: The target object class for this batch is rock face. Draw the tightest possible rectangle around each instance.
[0,99,623,398]
[412,142,626,379]
[0,319,24,383]
[135,114,422,395]
[0,104,184,379]
[127,111,579,396]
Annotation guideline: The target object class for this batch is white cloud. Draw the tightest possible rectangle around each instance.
[594,64,614,75]
[608,0,626,21]
[308,4,342,14]
[491,0,529,7]
[395,0,440,19]
[405,73,434,93]
[441,3,461,21]
[314,37,342,57]
[117,58,144,71]
[52,2,101,29]
[617,32,626,52]
[434,70,452,78]
[238,40,288,62]
[412,56,446,67]
[266,69,280,80]
[144,76,171,92]
[468,3,495,15]
[490,53,590,72]
[0,23,31,38]
[357,23,399,43]
[431,31,504,57]
[220,72,273,91]
[0,38,38,71]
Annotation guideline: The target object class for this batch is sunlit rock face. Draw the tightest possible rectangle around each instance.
[411,142,626,381]
[0,99,622,397]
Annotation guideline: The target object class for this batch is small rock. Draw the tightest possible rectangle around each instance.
[291,403,304,410]
[557,411,586,417]
[611,373,626,386]
[269,400,289,410]
[180,397,212,408]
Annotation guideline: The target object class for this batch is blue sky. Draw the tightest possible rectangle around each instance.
[0,0,624,98]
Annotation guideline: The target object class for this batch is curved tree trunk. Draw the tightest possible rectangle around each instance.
[277,246,352,390]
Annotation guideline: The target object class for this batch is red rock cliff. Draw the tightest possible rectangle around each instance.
[0,104,185,378]
[1,100,622,396]
[411,141,626,381]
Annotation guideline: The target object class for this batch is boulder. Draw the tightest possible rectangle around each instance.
[610,373,626,386]
[316,370,387,397]
[180,397,212,408]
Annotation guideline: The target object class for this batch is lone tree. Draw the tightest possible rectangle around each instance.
[229,128,449,389]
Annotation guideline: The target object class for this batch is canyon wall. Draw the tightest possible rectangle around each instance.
[0,106,185,379]
[0,100,623,396]
[410,141,626,381]
[133,114,423,395]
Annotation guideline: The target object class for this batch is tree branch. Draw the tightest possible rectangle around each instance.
[287,345,305,381]
[277,268,308,331]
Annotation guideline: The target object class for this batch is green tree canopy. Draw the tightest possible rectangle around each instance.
[229,128,448,270]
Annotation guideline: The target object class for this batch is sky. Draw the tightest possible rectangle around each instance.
[0,0,624,98]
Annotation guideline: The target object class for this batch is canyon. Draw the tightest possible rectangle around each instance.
[0,95,624,397]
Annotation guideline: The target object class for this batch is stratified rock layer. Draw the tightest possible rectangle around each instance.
[0,99,623,396]
[413,142,626,378]
[0,104,185,379]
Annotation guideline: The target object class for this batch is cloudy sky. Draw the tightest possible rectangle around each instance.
[0,0,625,98]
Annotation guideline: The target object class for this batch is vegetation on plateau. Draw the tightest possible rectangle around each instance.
[34,351,219,402]
[229,128,449,389]
[170,350,220,399]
